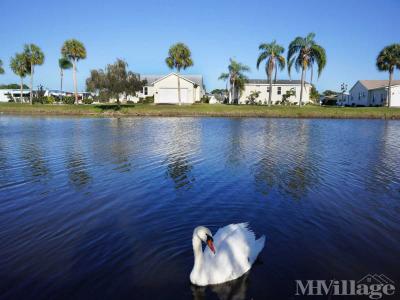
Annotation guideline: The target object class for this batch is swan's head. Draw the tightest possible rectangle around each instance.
[194,226,216,254]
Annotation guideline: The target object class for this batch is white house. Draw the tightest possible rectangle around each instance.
[138,73,205,104]
[349,80,400,107]
[0,89,30,102]
[336,92,350,106]
[238,80,312,105]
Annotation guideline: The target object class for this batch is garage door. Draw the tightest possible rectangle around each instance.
[157,88,188,104]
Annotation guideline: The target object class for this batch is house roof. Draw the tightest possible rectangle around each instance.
[359,80,400,90]
[246,79,309,85]
[141,73,203,86]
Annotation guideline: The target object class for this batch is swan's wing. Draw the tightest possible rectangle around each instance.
[212,223,250,248]
[203,223,264,284]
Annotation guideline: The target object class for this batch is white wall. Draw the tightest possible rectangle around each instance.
[389,86,400,107]
[369,88,387,106]
[239,83,311,104]
[153,74,202,104]
[0,89,30,102]
[349,81,400,107]
[350,81,372,106]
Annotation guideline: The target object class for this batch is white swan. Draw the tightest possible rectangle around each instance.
[190,223,265,286]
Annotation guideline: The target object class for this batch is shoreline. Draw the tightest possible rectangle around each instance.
[1,103,400,119]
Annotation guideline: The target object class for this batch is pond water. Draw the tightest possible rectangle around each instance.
[0,116,399,299]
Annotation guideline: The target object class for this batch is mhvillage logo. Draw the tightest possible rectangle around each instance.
[295,274,396,299]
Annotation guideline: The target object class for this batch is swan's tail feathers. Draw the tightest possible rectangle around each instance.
[249,235,266,264]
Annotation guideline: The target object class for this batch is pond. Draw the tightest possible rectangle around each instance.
[0,116,399,299]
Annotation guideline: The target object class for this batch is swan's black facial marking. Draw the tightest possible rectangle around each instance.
[206,234,213,242]
[206,233,216,254]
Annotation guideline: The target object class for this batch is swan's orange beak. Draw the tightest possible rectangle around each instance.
[207,237,216,254]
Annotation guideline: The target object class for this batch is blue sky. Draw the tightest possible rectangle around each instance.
[0,0,399,92]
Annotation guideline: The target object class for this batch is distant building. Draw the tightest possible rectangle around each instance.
[0,89,93,103]
[0,89,30,102]
[349,80,400,107]
[137,73,205,104]
[238,80,312,105]
[336,92,350,106]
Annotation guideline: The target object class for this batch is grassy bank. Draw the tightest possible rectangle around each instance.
[1,103,400,119]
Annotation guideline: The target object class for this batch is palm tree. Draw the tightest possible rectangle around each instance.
[256,40,285,106]
[58,57,72,96]
[287,33,326,106]
[61,39,87,104]
[376,44,400,107]
[219,59,250,104]
[0,59,4,74]
[24,44,45,104]
[165,43,194,105]
[10,53,30,103]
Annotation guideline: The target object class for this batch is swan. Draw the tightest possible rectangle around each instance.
[190,223,265,286]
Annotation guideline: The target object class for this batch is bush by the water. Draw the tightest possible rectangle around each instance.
[62,96,75,104]
[82,98,93,104]
[138,96,154,104]
[32,96,56,104]
[200,95,210,103]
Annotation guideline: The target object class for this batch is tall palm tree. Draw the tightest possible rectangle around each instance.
[0,59,4,74]
[10,53,30,103]
[219,58,250,104]
[256,40,285,106]
[58,57,72,95]
[165,42,194,105]
[24,44,45,104]
[61,39,87,104]
[287,33,326,106]
[376,44,400,107]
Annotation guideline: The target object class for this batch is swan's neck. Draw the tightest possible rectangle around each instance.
[192,235,203,271]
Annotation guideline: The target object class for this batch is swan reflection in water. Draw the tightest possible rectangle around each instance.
[191,271,250,300]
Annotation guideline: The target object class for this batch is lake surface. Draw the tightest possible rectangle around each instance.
[0,116,399,299]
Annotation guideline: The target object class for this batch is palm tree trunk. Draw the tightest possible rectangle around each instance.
[60,69,63,102]
[177,73,181,106]
[20,77,23,103]
[29,64,34,105]
[388,71,393,107]
[232,81,235,104]
[60,69,63,92]
[228,82,232,104]
[73,59,78,104]
[299,67,305,107]
[274,67,277,83]
[310,65,314,84]
[268,74,273,106]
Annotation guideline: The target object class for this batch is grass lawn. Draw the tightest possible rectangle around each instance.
[1,102,400,119]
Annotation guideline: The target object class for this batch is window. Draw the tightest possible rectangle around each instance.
[362,92,365,97]
[358,92,361,99]
[372,95,375,103]
[277,87,281,95]
[144,87,148,96]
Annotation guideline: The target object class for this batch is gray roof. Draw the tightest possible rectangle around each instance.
[141,73,203,86]
[246,79,309,85]
[359,80,400,90]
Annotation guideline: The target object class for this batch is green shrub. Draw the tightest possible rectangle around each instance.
[62,96,75,105]
[83,98,93,104]
[44,96,56,104]
[33,97,45,104]
[138,96,154,104]
[200,95,210,103]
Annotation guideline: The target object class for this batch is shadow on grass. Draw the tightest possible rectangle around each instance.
[94,104,136,111]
